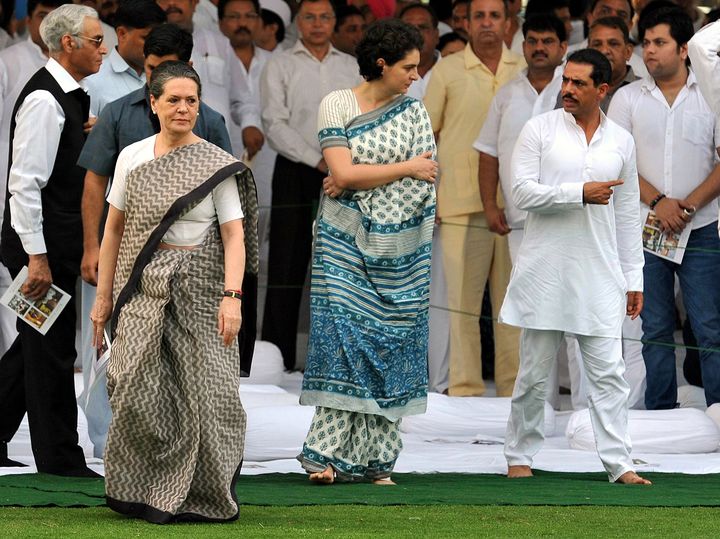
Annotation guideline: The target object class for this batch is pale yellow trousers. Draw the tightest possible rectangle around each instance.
[439,212,520,396]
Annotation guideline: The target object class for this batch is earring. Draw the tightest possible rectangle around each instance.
[151,108,156,114]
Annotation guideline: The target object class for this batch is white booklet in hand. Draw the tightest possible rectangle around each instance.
[642,210,692,264]
[0,266,71,335]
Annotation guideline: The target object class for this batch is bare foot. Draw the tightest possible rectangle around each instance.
[309,466,335,484]
[507,465,533,478]
[616,471,652,485]
[373,478,396,486]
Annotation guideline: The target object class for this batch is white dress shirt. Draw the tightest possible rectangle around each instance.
[260,39,362,167]
[607,71,720,230]
[84,48,145,116]
[688,21,720,119]
[407,50,441,101]
[499,109,643,338]
[192,27,261,151]
[473,66,563,227]
[568,38,649,79]
[232,47,276,214]
[7,58,87,255]
[0,37,47,226]
[193,0,220,32]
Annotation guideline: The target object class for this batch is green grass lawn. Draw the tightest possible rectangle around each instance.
[2,505,720,538]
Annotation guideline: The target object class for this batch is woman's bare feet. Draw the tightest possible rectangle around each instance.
[309,466,335,484]
[616,471,652,485]
[373,478,396,485]
[507,465,533,478]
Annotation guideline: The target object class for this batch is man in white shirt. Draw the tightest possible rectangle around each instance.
[565,0,648,78]
[0,4,106,476]
[608,7,720,411]
[0,0,67,358]
[193,0,220,31]
[501,48,649,485]
[156,0,264,158]
[688,20,720,119]
[401,2,440,101]
[84,0,166,116]
[218,0,274,326]
[260,0,361,370]
[475,13,567,261]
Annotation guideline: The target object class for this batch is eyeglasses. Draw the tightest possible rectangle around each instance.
[73,33,104,48]
[299,13,335,23]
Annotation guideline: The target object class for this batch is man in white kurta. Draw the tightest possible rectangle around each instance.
[500,49,649,484]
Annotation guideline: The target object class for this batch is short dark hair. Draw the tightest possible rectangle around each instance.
[589,16,630,44]
[452,0,471,8]
[27,0,70,17]
[218,0,260,20]
[567,48,612,86]
[438,31,467,50]
[149,60,202,99]
[638,5,694,47]
[588,0,634,20]
[260,8,285,42]
[707,8,720,25]
[522,13,567,42]
[334,4,362,32]
[143,23,193,62]
[399,3,439,29]
[298,0,335,13]
[113,0,167,30]
[356,19,423,81]
[525,0,570,18]
[429,0,452,21]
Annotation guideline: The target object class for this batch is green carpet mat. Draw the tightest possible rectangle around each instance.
[1,471,719,508]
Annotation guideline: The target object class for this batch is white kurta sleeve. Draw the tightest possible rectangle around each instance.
[510,120,584,214]
[688,21,720,118]
[613,141,644,292]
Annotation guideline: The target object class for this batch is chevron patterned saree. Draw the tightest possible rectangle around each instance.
[104,141,257,523]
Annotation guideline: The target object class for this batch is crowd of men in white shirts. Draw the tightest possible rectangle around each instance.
[0,0,719,472]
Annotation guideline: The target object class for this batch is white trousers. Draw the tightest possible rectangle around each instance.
[505,328,634,482]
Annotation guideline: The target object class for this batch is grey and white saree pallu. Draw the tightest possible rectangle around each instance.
[105,141,258,524]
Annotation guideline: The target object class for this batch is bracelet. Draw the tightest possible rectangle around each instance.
[649,193,666,210]
[223,289,243,299]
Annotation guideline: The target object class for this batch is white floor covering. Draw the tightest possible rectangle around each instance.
[3,341,720,478]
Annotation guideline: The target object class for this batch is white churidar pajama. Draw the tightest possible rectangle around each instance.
[499,109,644,482]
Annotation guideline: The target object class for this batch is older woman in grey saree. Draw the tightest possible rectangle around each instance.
[298,20,437,485]
[91,61,258,524]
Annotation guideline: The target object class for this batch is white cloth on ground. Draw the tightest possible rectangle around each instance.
[567,407,720,454]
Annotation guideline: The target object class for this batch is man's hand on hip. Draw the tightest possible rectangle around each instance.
[23,254,53,300]
[583,180,623,205]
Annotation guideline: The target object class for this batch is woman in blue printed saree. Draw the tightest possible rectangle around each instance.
[298,19,437,485]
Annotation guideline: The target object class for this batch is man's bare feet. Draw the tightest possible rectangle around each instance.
[373,478,396,485]
[507,465,533,478]
[309,466,335,484]
[616,471,652,485]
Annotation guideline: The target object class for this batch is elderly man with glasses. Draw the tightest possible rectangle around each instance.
[0,4,106,477]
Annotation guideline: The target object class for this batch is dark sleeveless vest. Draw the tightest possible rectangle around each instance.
[1,67,90,275]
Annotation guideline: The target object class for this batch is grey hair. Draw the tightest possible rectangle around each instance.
[40,4,99,54]
[149,61,203,100]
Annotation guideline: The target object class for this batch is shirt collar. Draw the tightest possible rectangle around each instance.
[291,39,341,60]
[464,43,522,72]
[108,48,143,79]
[45,57,82,93]
[641,68,697,92]
[561,108,609,129]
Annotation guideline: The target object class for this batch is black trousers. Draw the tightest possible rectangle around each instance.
[261,155,323,370]
[0,267,86,472]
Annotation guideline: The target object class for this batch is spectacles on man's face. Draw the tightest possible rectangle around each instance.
[299,13,335,24]
[73,33,104,48]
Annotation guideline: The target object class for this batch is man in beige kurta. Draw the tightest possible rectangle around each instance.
[424,0,525,396]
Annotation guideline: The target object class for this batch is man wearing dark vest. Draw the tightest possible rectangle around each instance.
[0,4,106,476]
